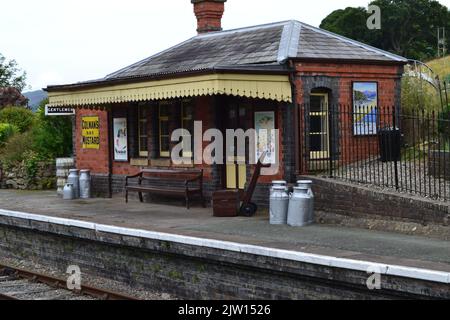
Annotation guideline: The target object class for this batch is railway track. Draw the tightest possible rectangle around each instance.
[0,263,139,300]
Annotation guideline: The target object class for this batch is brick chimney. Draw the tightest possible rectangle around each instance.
[192,0,226,34]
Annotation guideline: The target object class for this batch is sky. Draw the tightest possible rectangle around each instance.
[1,0,449,91]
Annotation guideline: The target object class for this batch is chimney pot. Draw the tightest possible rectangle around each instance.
[191,0,226,34]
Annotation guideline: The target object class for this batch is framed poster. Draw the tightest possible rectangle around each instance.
[113,118,128,161]
[81,116,100,149]
[254,111,276,164]
[352,82,378,136]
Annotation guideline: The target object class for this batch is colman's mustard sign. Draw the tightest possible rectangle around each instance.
[81,116,100,149]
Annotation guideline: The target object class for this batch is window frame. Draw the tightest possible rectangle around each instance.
[181,100,194,158]
[138,105,149,158]
[159,104,170,158]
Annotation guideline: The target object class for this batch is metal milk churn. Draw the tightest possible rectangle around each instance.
[297,180,314,224]
[63,183,75,200]
[67,169,80,199]
[287,186,311,227]
[269,186,289,225]
[270,180,288,195]
[79,170,91,199]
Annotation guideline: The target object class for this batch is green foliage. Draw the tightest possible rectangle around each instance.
[32,98,73,159]
[438,104,450,140]
[320,7,381,47]
[0,123,17,146]
[0,98,73,182]
[0,53,27,92]
[0,131,34,164]
[0,106,35,133]
[23,150,40,181]
[320,0,450,60]
[401,76,441,112]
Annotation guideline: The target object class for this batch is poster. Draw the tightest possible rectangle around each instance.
[113,118,128,161]
[254,111,276,164]
[81,116,100,149]
[353,82,378,135]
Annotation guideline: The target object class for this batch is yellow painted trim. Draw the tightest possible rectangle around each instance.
[48,74,292,106]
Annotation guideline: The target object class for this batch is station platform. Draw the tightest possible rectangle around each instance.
[0,190,449,299]
[1,189,450,273]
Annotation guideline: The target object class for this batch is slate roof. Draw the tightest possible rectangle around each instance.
[48,20,407,90]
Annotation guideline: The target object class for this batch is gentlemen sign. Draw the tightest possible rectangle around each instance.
[45,105,75,116]
[81,116,100,149]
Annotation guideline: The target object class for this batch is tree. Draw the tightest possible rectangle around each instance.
[32,98,73,159]
[320,0,450,61]
[0,53,27,92]
[320,7,382,48]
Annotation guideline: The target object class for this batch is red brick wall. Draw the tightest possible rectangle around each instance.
[74,96,286,189]
[75,108,110,174]
[193,0,225,33]
[295,62,402,105]
[295,62,404,172]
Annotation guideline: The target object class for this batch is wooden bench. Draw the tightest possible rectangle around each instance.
[124,169,205,209]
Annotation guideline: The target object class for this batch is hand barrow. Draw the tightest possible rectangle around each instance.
[239,152,271,217]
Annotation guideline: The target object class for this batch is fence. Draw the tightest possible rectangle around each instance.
[303,103,450,201]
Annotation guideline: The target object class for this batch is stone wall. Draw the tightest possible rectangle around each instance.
[0,215,448,299]
[303,175,450,239]
[0,161,56,190]
[429,150,450,181]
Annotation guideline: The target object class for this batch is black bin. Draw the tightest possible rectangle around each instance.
[379,127,401,162]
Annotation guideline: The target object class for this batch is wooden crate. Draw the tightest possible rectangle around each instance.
[212,190,240,217]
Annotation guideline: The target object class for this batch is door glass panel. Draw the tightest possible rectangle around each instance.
[310,116,323,132]
[309,93,329,160]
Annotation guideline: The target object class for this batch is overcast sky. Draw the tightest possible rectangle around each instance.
[1,0,449,91]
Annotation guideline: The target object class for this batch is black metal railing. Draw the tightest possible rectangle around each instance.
[303,104,450,201]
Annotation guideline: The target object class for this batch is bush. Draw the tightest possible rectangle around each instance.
[0,131,35,164]
[0,123,17,146]
[32,99,73,159]
[438,104,450,142]
[0,106,35,133]
[401,77,441,113]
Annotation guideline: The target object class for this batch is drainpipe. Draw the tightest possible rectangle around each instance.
[288,60,300,178]
[107,106,113,198]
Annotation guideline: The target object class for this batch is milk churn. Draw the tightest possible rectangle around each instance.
[270,180,288,195]
[297,180,315,224]
[269,186,289,225]
[63,184,75,200]
[287,186,311,227]
[67,169,80,199]
[79,170,91,199]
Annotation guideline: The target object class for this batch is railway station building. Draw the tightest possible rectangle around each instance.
[46,0,407,204]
